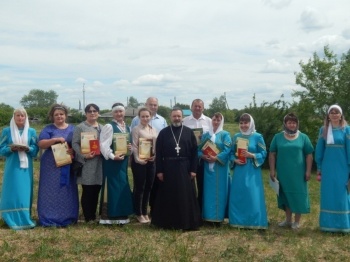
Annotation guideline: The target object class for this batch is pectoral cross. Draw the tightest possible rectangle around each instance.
[175,144,181,155]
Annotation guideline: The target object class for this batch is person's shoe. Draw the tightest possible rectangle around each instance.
[278,220,292,227]
[291,222,300,230]
[136,216,148,224]
[143,215,150,222]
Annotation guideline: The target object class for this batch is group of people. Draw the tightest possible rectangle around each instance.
[0,99,349,233]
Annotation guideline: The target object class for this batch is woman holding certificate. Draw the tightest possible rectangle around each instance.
[131,108,157,223]
[199,112,231,223]
[37,104,78,227]
[229,113,268,229]
[269,113,313,230]
[72,103,103,223]
[0,108,39,230]
[315,105,350,232]
[99,102,133,225]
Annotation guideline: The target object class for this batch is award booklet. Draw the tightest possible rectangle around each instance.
[236,138,249,164]
[138,138,153,159]
[81,132,98,154]
[269,176,280,196]
[51,142,72,167]
[113,133,131,156]
[89,139,100,155]
[192,128,203,145]
[200,138,221,157]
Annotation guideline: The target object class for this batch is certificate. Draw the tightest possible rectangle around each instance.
[81,132,97,154]
[139,138,153,159]
[236,137,249,164]
[113,133,131,156]
[192,128,203,145]
[200,138,221,157]
[51,142,72,167]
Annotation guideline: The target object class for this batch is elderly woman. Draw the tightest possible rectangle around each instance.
[131,108,158,224]
[269,113,313,230]
[0,108,39,230]
[315,105,350,232]
[37,104,79,227]
[229,113,268,229]
[72,103,103,223]
[198,112,231,223]
[99,102,134,225]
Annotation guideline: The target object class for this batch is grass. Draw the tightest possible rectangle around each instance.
[1,161,350,261]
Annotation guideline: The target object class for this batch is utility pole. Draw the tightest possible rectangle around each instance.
[82,83,86,110]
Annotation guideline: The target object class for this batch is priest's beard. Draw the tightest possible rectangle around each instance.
[172,122,182,127]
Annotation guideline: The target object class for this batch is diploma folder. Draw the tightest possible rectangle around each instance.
[51,142,72,167]
[236,138,249,164]
[192,128,203,145]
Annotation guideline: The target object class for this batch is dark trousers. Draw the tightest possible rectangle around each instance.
[81,184,101,222]
[196,159,205,212]
[131,158,155,216]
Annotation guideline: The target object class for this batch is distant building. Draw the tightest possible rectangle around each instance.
[182,109,191,117]
[99,107,139,120]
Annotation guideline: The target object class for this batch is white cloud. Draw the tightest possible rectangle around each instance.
[75,77,87,83]
[342,28,350,40]
[299,7,331,32]
[132,74,181,86]
[261,59,291,73]
[92,81,103,87]
[262,0,292,9]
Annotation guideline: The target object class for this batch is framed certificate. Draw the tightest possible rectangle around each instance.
[139,138,153,159]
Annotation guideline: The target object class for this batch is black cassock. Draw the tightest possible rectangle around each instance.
[151,124,201,230]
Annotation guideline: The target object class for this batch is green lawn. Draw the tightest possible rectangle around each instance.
[1,159,350,262]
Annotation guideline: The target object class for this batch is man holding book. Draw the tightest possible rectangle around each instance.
[183,99,212,211]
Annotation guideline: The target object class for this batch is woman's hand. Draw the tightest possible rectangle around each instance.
[53,137,65,144]
[84,151,96,160]
[270,171,276,182]
[202,155,216,163]
[234,159,246,165]
[114,154,125,161]
[305,171,311,181]
[157,173,164,181]
[241,149,254,159]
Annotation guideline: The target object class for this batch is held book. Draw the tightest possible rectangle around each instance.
[236,138,249,164]
[81,132,98,154]
[51,142,72,167]
[113,133,131,156]
[192,128,203,145]
[89,139,100,155]
[138,138,153,159]
[201,139,221,157]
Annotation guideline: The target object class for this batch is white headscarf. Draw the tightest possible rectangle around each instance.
[208,113,224,171]
[10,108,29,168]
[326,104,343,144]
[239,114,256,136]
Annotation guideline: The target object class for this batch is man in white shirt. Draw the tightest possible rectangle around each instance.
[183,99,212,212]
[130,97,167,133]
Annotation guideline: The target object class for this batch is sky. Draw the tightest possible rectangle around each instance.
[1,0,350,111]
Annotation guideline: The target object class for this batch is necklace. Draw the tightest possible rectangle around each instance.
[170,125,183,156]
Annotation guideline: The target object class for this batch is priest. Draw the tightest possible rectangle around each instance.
[151,107,201,230]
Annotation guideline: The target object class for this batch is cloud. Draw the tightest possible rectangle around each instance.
[299,7,331,32]
[342,28,350,40]
[76,38,129,50]
[132,74,181,86]
[262,0,292,9]
[75,77,87,83]
[113,79,131,86]
[92,81,103,87]
[261,59,291,73]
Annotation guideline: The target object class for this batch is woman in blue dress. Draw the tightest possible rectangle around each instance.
[229,113,268,229]
[0,108,39,230]
[315,104,350,232]
[199,112,231,223]
[99,102,134,225]
[37,104,79,226]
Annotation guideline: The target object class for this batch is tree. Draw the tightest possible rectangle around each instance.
[174,103,190,109]
[293,45,350,143]
[208,95,227,115]
[157,105,171,123]
[127,96,140,108]
[0,103,14,126]
[20,89,58,108]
